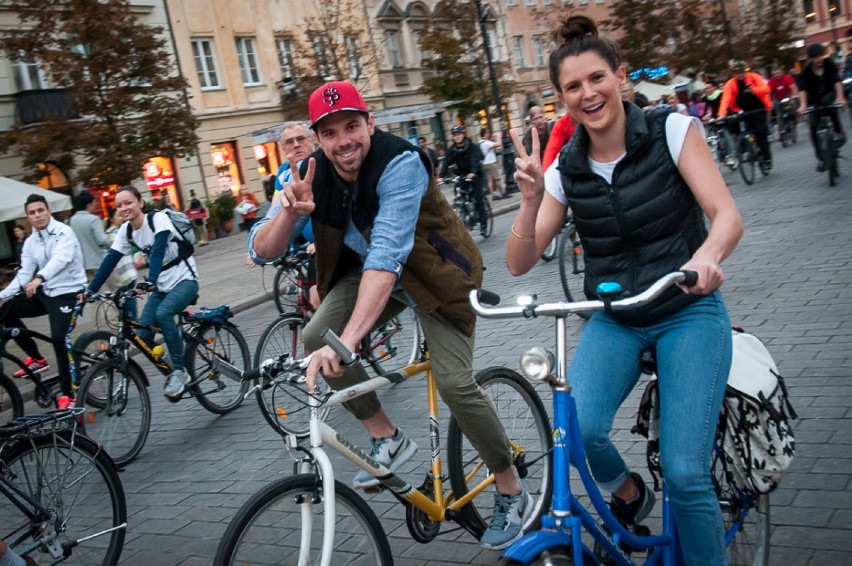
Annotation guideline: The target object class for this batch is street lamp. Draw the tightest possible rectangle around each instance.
[474,0,517,192]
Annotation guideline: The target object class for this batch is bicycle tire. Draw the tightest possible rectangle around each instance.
[446,367,553,538]
[272,263,300,314]
[541,236,558,261]
[214,474,393,566]
[557,224,590,319]
[253,314,328,438]
[76,358,151,467]
[481,198,494,238]
[0,371,23,424]
[361,309,422,377]
[185,321,250,414]
[0,430,127,565]
[712,450,770,566]
[738,137,756,185]
[72,329,114,391]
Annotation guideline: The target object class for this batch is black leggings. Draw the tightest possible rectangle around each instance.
[3,290,77,395]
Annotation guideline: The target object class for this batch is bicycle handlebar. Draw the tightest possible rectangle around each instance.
[470,271,697,320]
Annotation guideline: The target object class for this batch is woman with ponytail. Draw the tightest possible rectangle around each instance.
[506,15,743,564]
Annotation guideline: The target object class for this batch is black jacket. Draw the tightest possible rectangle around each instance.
[441,138,483,177]
[557,103,708,326]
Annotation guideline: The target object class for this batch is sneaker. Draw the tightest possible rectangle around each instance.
[817,161,826,173]
[352,429,417,489]
[56,394,76,410]
[608,472,656,531]
[13,356,49,378]
[480,489,534,550]
[163,369,192,401]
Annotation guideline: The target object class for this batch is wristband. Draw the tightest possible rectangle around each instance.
[510,225,535,241]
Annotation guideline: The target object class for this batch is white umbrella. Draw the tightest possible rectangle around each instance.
[0,177,73,222]
[634,80,674,101]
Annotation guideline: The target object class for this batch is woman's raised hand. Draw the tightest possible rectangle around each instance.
[510,128,545,200]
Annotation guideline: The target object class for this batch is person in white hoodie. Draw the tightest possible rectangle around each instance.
[0,194,86,406]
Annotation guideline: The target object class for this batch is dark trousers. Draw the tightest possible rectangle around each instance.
[465,177,487,231]
[4,290,78,395]
[744,112,772,163]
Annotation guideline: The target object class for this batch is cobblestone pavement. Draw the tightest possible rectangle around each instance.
[14,133,852,564]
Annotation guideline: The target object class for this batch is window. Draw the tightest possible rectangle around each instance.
[486,29,501,62]
[344,35,364,79]
[275,38,296,84]
[11,54,47,91]
[386,30,403,68]
[191,38,220,89]
[506,0,517,6]
[533,37,546,67]
[525,0,536,5]
[412,30,427,65]
[802,0,815,22]
[544,0,553,5]
[235,37,261,85]
[513,36,527,68]
[828,0,841,17]
[312,36,333,79]
[595,0,605,4]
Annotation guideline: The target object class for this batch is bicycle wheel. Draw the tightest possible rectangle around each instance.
[0,430,127,565]
[185,321,250,414]
[362,308,421,376]
[541,235,558,261]
[0,372,23,425]
[481,198,494,238]
[738,137,756,185]
[77,358,151,467]
[72,329,114,391]
[713,451,770,565]
[272,263,300,314]
[557,224,589,319]
[446,367,553,538]
[214,474,392,566]
[253,314,325,437]
[718,128,739,172]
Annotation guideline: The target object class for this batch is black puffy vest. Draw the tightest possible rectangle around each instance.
[557,103,708,326]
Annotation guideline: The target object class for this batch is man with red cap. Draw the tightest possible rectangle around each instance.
[251,81,532,550]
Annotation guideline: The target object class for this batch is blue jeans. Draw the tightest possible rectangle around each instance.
[137,280,198,372]
[569,291,731,564]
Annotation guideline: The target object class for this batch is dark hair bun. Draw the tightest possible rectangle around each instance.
[556,15,598,44]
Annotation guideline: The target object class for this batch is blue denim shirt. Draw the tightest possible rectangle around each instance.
[248,162,310,264]
[249,151,428,279]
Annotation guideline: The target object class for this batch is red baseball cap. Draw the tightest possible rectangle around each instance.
[308,81,370,129]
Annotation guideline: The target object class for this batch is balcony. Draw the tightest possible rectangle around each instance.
[13,89,79,125]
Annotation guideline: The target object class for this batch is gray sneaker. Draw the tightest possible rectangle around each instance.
[480,489,534,550]
[352,429,417,489]
[164,369,191,401]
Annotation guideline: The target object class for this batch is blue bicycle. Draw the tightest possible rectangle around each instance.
[470,271,770,565]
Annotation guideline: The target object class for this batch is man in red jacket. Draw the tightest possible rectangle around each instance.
[718,61,773,169]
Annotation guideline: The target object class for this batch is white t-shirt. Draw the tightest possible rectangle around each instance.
[545,113,703,204]
[479,139,498,165]
[112,212,198,293]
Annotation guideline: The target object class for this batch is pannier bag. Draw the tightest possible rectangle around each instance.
[633,327,797,495]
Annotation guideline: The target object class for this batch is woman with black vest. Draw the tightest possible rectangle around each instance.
[506,15,743,564]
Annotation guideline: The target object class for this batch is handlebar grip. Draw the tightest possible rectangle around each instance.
[320,328,360,365]
[477,289,501,306]
[680,270,699,287]
[241,368,262,382]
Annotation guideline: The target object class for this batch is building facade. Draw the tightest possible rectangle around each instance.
[802,0,852,58]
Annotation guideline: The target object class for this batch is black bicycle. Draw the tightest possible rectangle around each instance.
[0,408,127,565]
[713,110,771,185]
[807,104,846,187]
[776,97,799,147]
[72,289,250,466]
[450,174,493,238]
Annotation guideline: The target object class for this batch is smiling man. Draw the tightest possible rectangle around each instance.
[0,194,86,407]
[250,80,533,550]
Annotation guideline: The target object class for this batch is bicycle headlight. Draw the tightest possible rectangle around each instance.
[520,347,555,383]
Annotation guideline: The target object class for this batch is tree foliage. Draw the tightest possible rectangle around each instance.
[275,0,379,121]
[417,0,514,126]
[0,0,199,188]
[666,0,729,77]
[603,0,673,77]
[734,0,804,71]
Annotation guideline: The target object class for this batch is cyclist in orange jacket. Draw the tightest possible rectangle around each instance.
[718,61,773,168]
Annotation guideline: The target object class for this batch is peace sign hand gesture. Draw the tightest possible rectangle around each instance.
[510,128,545,201]
[278,154,317,215]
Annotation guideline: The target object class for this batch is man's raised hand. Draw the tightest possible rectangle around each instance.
[279,154,316,215]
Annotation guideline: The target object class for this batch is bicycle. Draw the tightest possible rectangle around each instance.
[450,174,493,238]
[0,408,127,565]
[253,247,422,437]
[470,271,770,565]
[775,97,798,147]
[270,245,310,315]
[73,288,251,466]
[807,104,846,187]
[704,119,739,173]
[0,293,105,423]
[213,328,553,565]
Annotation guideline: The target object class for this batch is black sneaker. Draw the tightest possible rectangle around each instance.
[609,472,656,530]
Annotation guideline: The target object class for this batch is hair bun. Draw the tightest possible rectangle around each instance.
[556,15,598,44]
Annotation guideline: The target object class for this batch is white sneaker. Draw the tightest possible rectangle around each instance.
[164,369,191,401]
[480,488,534,550]
[352,429,417,489]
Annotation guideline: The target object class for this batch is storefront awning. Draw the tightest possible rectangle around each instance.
[249,100,463,145]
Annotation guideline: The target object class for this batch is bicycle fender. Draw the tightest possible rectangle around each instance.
[500,529,578,563]
[127,358,151,388]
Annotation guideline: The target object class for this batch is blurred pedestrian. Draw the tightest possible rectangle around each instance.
[522,106,552,161]
[479,128,505,200]
[188,189,208,245]
[418,136,439,177]
[68,191,110,280]
[12,224,27,264]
